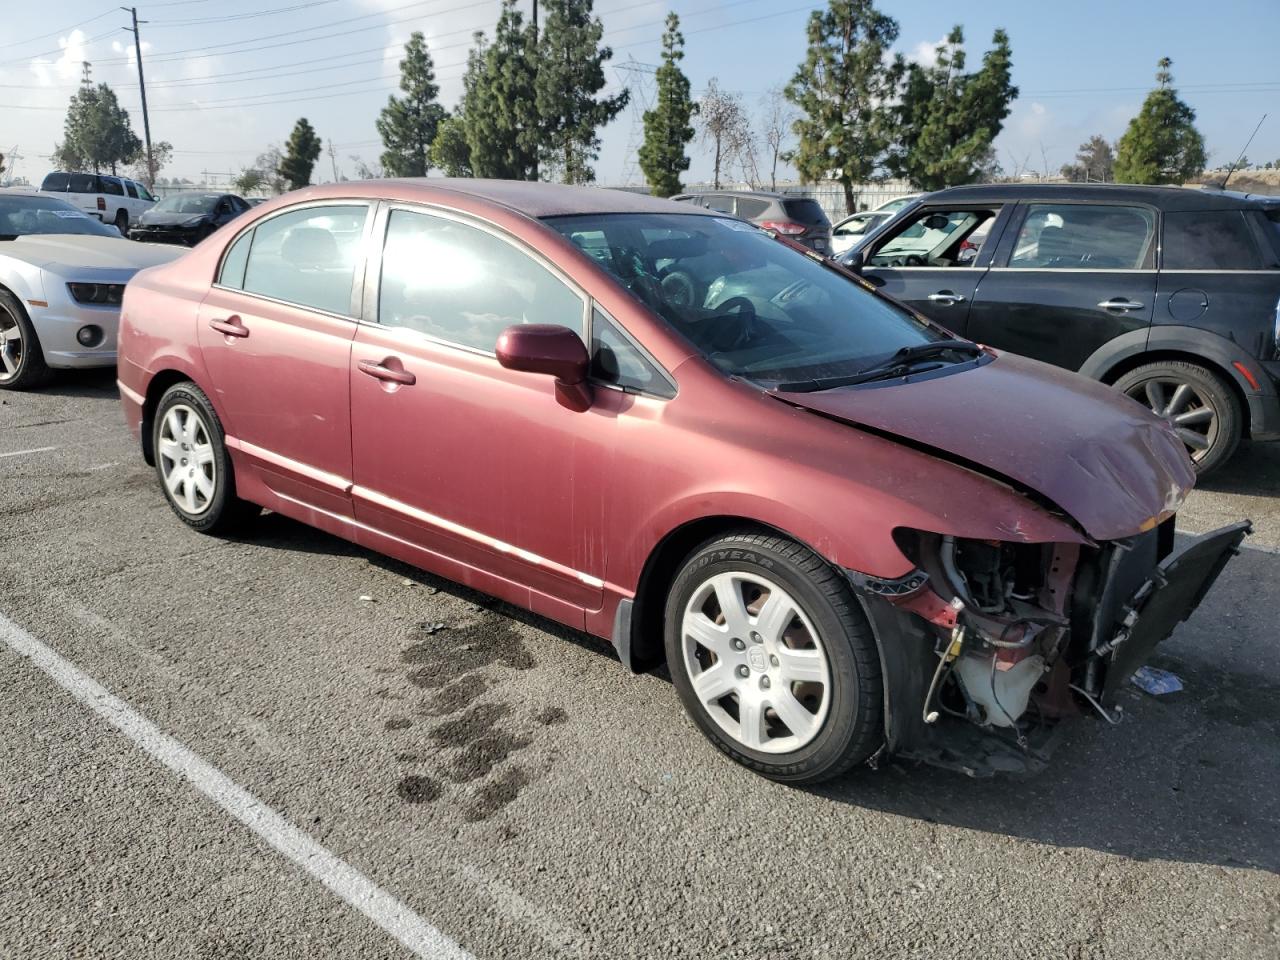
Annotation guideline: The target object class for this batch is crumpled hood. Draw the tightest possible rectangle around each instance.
[138,211,209,227]
[775,352,1195,542]
[3,234,182,273]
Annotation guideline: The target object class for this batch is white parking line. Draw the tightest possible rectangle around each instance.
[0,612,475,960]
[0,446,58,459]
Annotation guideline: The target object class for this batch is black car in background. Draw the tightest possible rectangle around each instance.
[130,192,251,246]
[840,183,1280,474]
[671,189,833,253]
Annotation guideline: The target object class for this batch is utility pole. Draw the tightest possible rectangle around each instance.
[121,7,155,188]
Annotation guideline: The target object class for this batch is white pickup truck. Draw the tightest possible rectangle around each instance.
[38,172,157,235]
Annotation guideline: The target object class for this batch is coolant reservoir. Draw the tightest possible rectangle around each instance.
[954,654,1045,728]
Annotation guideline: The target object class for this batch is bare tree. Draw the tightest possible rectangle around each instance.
[349,156,384,180]
[759,87,795,191]
[697,78,749,189]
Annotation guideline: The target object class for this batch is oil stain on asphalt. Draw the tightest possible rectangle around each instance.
[389,613,561,820]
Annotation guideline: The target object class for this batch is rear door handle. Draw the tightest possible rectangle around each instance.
[1098,298,1145,311]
[358,359,416,386]
[208,316,249,338]
[927,291,966,305]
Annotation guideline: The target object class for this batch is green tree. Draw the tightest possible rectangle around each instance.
[60,82,142,174]
[279,119,322,190]
[233,167,267,196]
[534,0,628,184]
[639,12,696,197]
[1113,59,1206,184]
[1060,134,1115,182]
[376,32,447,178]
[785,0,903,214]
[890,26,1017,190]
[463,2,539,180]
[431,115,473,177]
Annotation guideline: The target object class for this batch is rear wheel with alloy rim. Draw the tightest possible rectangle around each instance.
[664,531,882,783]
[1114,360,1241,476]
[153,382,259,534]
[0,290,51,390]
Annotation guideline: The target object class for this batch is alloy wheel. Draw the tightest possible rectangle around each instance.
[158,404,217,516]
[1126,376,1218,463]
[0,311,23,383]
[681,572,831,754]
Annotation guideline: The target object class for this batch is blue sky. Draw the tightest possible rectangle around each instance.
[2,0,1277,186]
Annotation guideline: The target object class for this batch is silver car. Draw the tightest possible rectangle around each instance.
[0,191,180,389]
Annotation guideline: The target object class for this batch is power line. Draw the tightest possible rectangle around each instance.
[147,0,339,28]
[0,7,115,52]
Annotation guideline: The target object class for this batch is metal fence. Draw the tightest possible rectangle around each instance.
[638,179,917,221]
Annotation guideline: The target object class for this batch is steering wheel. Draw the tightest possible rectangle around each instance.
[660,269,698,308]
[903,254,926,267]
[695,295,760,352]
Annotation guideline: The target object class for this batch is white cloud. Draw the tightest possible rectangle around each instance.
[30,29,90,87]
[907,36,949,68]
[110,38,153,66]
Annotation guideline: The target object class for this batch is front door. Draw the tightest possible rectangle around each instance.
[197,202,372,515]
[348,205,609,618]
[965,201,1158,370]
[859,202,1009,336]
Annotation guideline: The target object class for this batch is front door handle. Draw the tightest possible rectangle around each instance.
[927,290,966,305]
[208,316,249,338]
[1098,298,1145,312]
[358,359,416,386]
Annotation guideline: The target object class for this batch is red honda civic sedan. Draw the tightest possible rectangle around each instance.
[118,180,1248,782]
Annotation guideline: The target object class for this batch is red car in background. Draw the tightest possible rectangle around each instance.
[117,180,1248,782]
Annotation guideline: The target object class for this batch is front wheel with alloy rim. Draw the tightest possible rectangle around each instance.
[152,382,259,534]
[1113,360,1241,476]
[0,290,51,390]
[664,532,883,783]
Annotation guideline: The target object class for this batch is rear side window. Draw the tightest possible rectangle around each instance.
[378,208,585,352]
[1163,210,1262,270]
[219,229,253,289]
[67,173,98,193]
[783,198,829,226]
[735,197,769,219]
[1258,210,1280,264]
[241,204,369,315]
[1008,203,1154,269]
[41,172,69,192]
[590,309,675,398]
[101,178,124,196]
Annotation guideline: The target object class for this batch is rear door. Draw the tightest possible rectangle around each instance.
[859,202,1009,333]
[197,201,373,517]
[965,201,1158,370]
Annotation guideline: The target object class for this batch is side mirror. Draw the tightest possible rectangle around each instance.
[495,324,592,411]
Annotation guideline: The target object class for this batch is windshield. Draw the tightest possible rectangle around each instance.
[152,194,220,215]
[0,195,118,239]
[543,213,944,383]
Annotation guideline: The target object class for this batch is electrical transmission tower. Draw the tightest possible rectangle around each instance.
[613,56,657,188]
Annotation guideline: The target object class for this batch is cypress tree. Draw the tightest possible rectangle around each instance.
[376,32,447,178]
[279,118,322,189]
[1114,59,1207,184]
[639,13,696,198]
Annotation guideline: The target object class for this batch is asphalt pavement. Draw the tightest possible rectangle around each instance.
[1,369,1277,959]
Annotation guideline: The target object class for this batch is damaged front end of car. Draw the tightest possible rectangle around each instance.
[848,519,1251,776]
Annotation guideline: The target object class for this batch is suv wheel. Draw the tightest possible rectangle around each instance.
[1114,360,1241,475]
[664,531,882,783]
[114,209,130,235]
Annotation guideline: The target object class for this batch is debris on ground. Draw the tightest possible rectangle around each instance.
[1131,665,1183,696]
[359,595,375,603]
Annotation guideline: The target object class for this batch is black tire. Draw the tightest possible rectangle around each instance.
[152,381,259,535]
[1114,360,1242,476]
[0,289,52,390]
[664,531,883,784]
[113,209,129,236]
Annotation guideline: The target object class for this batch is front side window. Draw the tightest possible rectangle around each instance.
[1008,203,1154,269]
[124,182,138,199]
[544,213,946,385]
[241,204,369,315]
[135,183,155,202]
[1163,210,1261,270]
[868,208,997,268]
[591,309,674,398]
[378,208,585,352]
[703,195,736,215]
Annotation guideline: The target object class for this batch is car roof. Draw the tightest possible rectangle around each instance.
[922,182,1276,211]
[672,189,792,201]
[353,178,721,218]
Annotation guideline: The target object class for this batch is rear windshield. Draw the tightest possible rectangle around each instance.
[67,173,99,193]
[783,199,830,226]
